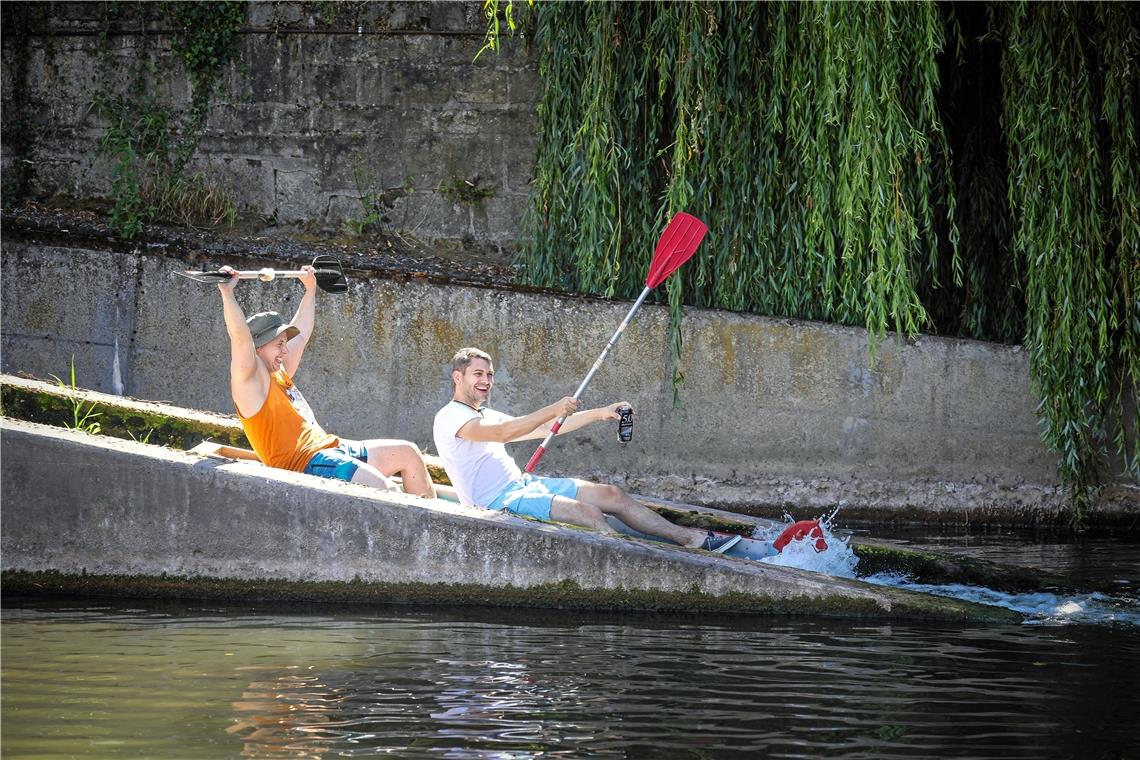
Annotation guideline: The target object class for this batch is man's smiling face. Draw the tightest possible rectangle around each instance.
[454,357,494,408]
[256,334,290,372]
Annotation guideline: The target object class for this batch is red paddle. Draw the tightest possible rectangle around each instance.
[524,212,709,473]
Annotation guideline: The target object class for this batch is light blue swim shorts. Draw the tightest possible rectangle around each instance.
[485,474,579,521]
[302,439,369,482]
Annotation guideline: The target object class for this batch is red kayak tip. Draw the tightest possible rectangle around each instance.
[773,519,828,553]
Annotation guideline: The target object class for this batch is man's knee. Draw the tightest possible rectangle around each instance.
[393,440,425,464]
[368,439,425,468]
[551,497,608,529]
[581,482,628,508]
[600,483,626,502]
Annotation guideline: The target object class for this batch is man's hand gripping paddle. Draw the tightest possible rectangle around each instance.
[523,212,709,473]
[175,254,348,294]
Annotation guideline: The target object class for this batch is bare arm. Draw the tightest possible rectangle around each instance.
[456,397,582,444]
[282,265,318,378]
[530,401,629,438]
[218,268,268,417]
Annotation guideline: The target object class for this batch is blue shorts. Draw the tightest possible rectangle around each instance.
[485,475,579,521]
[302,440,368,482]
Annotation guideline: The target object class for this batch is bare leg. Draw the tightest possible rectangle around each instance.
[361,439,437,498]
[349,460,400,491]
[574,481,706,547]
[549,495,619,534]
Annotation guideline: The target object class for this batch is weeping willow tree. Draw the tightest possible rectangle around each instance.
[523,3,955,332]
[998,3,1139,519]
[493,0,1138,519]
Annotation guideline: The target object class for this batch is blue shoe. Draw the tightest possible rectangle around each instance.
[700,532,742,554]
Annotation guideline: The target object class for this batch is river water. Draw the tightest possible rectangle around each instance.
[2,530,1138,759]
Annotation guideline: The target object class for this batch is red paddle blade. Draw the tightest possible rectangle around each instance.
[645,212,708,289]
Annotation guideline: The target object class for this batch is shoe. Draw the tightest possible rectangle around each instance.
[700,532,742,554]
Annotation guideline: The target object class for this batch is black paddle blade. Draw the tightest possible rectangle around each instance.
[311,254,348,293]
[174,270,231,284]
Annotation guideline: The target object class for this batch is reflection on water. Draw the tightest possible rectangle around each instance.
[3,595,1140,759]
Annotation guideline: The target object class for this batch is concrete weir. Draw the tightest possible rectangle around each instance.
[1,419,1018,622]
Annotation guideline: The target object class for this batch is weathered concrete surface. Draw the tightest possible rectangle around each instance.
[1,1,537,250]
[0,373,249,447]
[0,419,1020,622]
[6,240,1136,525]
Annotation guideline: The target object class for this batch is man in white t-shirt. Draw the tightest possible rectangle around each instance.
[433,347,742,553]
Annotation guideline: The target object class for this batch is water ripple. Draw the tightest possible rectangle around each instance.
[3,596,1139,758]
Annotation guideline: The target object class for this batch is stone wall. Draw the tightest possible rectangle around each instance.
[6,239,1133,525]
[1,1,537,251]
[2,3,1135,524]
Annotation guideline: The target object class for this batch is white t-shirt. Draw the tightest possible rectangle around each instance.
[433,400,523,507]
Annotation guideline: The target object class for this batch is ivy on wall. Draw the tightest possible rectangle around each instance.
[505,0,1138,519]
[90,0,248,238]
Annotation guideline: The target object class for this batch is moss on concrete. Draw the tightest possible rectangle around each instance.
[2,376,457,481]
[426,460,451,485]
[1,380,249,449]
[649,505,755,535]
[853,543,1083,593]
[0,569,1021,623]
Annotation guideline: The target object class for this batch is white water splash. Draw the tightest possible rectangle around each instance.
[754,514,859,578]
[862,574,1140,627]
[750,513,1140,627]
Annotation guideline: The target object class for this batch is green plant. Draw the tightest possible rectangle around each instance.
[437,176,497,207]
[520,2,955,368]
[172,1,248,172]
[505,1,1138,520]
[49,357,103,435]
[128,428,155,445]
[344,165,412,236]
[93,92,171,238]
[474,0,535,61]
[91,1,247,238]
[146,171,237,229]
[999,2,1139,521]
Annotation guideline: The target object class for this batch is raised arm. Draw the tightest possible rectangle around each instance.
[218,267,268,417]
[282,265,318,378]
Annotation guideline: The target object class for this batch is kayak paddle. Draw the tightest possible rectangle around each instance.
[524,211,709,473]
[175,254,348,294]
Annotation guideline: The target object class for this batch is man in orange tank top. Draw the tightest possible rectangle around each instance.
[216,264,436,497]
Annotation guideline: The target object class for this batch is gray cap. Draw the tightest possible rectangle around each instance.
[246,311,300,348]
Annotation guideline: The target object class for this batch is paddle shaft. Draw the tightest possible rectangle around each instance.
[523,285,652,473]
[231,268,318,282]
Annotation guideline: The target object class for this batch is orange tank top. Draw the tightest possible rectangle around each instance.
[238,369,338,472]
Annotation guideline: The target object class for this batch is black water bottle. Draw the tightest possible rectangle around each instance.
[617,406,634,443]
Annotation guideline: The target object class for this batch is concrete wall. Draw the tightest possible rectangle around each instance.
[1,1,537,249]
[0,419,1021,622]
[6,239,1128,524]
